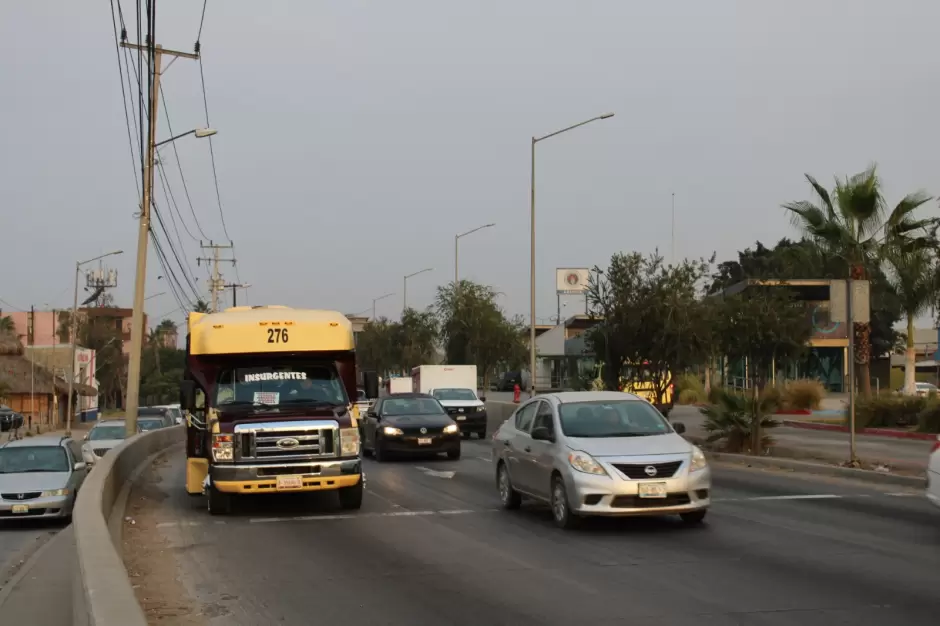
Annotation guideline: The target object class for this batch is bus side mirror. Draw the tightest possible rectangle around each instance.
[362,371,379,400]
[180,380,196,411]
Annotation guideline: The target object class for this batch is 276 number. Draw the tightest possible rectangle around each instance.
[266,328,289,343]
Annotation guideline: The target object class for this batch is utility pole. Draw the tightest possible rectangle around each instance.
[222,282,251,307]
[28,306,34,433]
[197,241,236,312]
[671,192,676,265]
[121,38,200,437]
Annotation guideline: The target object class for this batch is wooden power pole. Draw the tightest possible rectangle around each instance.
[197,241,236,312]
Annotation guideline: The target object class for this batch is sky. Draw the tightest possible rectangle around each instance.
[2,0,939,330]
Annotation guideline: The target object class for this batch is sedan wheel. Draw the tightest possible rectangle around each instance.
[551,476,580,530]
[497,463,521,510]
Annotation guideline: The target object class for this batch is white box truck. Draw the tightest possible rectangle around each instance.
[386,377,413,394]
[411,365,487,439]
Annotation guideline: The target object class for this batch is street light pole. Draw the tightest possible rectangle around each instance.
[455,223,495,296]
[403,269,433,314]
[372,292,395,321]
[67,250,123,436]
[529,113,613,396]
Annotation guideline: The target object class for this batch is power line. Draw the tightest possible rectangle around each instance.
[196,0,209,43]
[155,164,202,292]
[197,56,231,240]
[108,0,140,194]
[151,202,201,303]
[149,228,193,312]
[159,85,211,239]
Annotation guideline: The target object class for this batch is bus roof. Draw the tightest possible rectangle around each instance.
[188,306,355,356]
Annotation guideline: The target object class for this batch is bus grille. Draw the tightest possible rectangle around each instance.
[234,421,338,462]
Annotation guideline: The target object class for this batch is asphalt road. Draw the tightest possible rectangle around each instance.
[0,524,56,589]
[132,437,940,625]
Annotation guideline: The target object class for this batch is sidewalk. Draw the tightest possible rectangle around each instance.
[672,405,934,474]
[0,526,73,624]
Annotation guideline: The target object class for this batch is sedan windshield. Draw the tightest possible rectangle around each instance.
[0,447,69,473]
[216,364,348,407]
[558,400,671,438]
[138,419,165,431]
[432,388,477,401]
[383,398,445,416]
[89,425,128,441]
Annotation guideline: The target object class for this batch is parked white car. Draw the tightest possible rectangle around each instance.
[927,435,940,510]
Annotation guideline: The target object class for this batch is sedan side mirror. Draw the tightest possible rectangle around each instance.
[83,434,89,441]
[673,422,687,434]
[73,461,87,471]
[479,396,487,402]
[531,426,554,442]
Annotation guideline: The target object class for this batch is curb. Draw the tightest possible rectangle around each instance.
[783,419,939,441]
[706,452,926,487]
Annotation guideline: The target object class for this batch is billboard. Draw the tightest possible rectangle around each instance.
[556,268,590,295]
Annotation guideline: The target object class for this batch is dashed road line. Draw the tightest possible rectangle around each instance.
[154,508,499,528]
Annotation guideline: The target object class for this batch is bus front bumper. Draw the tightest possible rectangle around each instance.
[210,458,362,494]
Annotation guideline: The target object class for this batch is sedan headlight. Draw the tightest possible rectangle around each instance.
[212,434,234,462]
[568,451,608,476]
[443,424,459,434]
[690,446,708,472]
[476,406,485,413]
[41,488,70,497]
[382,426,403,436]
[340,427,361,456]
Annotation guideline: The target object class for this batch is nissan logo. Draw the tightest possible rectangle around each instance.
[419,427,427,434]
[644,465,658,477]
[276,437,300,449]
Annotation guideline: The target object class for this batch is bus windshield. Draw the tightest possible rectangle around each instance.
[215,363,348,407]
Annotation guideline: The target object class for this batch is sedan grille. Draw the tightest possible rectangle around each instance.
[610,494,691,508]
[399,426,446,436]
[2,491,41,501]
[93,448,112,457]
[612,460,683,479]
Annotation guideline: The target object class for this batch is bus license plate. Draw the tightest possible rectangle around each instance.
[11,504,29,514]
[638,482,667,499]
[276,475,303,491]
[417,437,433,445]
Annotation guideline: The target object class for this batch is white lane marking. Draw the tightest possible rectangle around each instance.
[748,494,844,501]
[883,492,918,497]
[153,508,494,527]
[476,456,492,462]
[414,466,455,479]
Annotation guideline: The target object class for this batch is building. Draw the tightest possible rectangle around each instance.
[6,307,147,356]
[25,345,99,419]
[532,316,599,389]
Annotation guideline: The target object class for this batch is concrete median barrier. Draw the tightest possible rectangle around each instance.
[485,401,518,434]
[72,425,185,626]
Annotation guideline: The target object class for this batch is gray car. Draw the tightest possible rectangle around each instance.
[493,391,711,529]
[81,419,140,466]
[0,435,88,521]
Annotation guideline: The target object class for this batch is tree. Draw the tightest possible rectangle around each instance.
[0,316,14,335]
[193,299,211,313]
[356,318,400,376]
[436,280,527,390]
[397,308,439,372]
[586,252,713,404]
[712,285,813,451]
[783,166,936,396]
[883,248,938,394]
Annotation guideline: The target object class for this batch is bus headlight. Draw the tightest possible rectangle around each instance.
[212,434,234,462]
[340,428,361,456]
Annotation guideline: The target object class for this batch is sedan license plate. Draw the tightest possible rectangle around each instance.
[455,416,466,421]
[417,437,433,445]
[638,482,668,499]
[11,504,29,514]
[276,475,303,491]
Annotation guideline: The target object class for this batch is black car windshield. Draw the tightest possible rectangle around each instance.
[431,388,477,401]
[558,400,671,438]
[383,397,445,416]
[89,425,128,440]
[0,447,70,473]
[216,364,348,407]
[138,419,165,431]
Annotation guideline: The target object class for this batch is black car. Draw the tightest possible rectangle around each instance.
[0,406,24,432]
[138,406,175,428]
[361,393,461,461]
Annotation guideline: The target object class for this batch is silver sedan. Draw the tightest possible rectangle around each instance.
[493,391,711,529]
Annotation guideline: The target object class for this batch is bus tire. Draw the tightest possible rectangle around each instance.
[338,478,364,510]
[207,484,232,516]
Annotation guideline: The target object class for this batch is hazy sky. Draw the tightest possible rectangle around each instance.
[2,1,939,328]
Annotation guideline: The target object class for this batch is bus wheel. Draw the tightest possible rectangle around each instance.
[338,478,364,510]
[208,485,232,516]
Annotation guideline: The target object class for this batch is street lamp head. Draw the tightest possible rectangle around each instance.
[194,128,218,138]
[599,113,615,119]
[110,250,125,256]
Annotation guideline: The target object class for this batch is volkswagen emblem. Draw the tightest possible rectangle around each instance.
[419,427,427,434]
[644,465,658,477]
[276,437,300,449]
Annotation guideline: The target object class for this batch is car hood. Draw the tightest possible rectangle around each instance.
[437,399,483,408]
[566,432,691,457]
[0,472,71,493]
[382,414,455,428]
[84,439,125,450]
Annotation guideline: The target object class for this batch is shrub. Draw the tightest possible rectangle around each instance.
[916,401,940,433]
[675,372,704,394]
[678,388,702,405]
[851,395,926,430]
[701,388,780,454]
[781,379,824,411]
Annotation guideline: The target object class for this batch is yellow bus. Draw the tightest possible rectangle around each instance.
[620,362,674,416]
[179,306,377,515]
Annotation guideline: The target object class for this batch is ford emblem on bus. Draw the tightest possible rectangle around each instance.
[276,437,300,449]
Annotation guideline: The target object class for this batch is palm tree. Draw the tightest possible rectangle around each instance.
[0,316,14,335]
[883,248,937,394]
[783,166,936,397]
[147,328,163,376]
[193,299,211,313]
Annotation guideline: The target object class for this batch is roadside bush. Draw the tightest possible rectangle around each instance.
[701,388,780,454]
[851,395,926,430]
[675,372,703,394]
[916,402,940,433]
[780,379,824,411]
[678,388,702,405]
